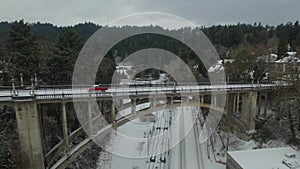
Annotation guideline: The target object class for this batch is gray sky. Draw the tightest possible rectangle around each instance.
[1,0,300,27]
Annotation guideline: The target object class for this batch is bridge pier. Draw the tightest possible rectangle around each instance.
[226,94,235,115]
[111,103,115,124]
[151,96,156,109]
[257,93,261,116]
[239,91,257,140]
[211,94,217,106]
[236,93,240,115]
[200,95,204,103]
[15,100,45,169]
[88,101,93,135]
[256,92,269,117]
[226,93,241,116]
[61,102,69,153]
[233,94,237,114]
[131,98,136,115]
[263,93,268,117]
[232,93,239,115]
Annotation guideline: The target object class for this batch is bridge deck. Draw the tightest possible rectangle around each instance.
[0,83,280,102]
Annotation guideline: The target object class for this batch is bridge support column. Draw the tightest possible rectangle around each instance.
[100,101,104,115]
[151,97,156,109]
[236,93,240,115]
[226,94,235,115]
[233,94,237,114]
[211,94,217,106]
[263,93,268,117]
[229,93,240,116]
[88,101,93,136]
[61,102,69,152]
[111,103,115,124]
[119,99,123,110]
[239,91,257,140]
[257,94,261,116]
[200,95,204,103]
[15,101,45,169]
[131,99,136,115]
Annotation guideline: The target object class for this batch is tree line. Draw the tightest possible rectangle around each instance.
[0,20,299,85]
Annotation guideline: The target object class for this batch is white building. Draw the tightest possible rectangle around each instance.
[227,147,300,169]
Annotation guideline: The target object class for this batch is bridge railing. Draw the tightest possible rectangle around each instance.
[0,82,288,101]
[35,85,273,100]
[0,81,274,90]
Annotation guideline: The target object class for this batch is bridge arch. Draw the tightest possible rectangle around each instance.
[50,99,224,169]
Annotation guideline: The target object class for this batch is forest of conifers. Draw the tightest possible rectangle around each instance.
[0,20,299,85]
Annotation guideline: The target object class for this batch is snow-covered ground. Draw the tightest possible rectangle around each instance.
[97,105,175,169]
[169,106,204,169]
[97,104,289,169]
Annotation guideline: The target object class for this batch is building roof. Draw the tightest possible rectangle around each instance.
[208,59,233,73]
[227,147,300,169]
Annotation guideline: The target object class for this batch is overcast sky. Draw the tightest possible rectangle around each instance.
[1,0,300,27]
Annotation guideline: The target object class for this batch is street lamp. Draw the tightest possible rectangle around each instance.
[31,77,35,95]
[11,77,16,96]
[34,73,38,86]
[20,73,23,87]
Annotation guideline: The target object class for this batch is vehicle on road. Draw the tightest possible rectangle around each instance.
[88,84,108,92]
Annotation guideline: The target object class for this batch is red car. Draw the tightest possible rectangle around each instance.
[88,84,108,92]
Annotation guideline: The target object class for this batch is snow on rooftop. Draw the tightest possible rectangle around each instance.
[115,65,133,69]
[274,52,299,64]
[259,54,278,62]
[275,56,300,63]
[208,59,233,73]
[270,53,278,58]
[227,147,300,169]
[275,57,291,63]
[287,52,297,56]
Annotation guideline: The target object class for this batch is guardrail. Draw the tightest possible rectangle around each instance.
[0,83,286,102]
[0,81,280,90]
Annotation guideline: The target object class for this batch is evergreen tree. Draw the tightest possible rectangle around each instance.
[225,46,267,83]
[96,56,116,84]
[6,20,40,84]
[277,39,288,59]
[47,28,83,85]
